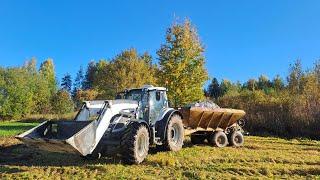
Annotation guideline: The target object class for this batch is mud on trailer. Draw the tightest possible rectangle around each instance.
[17,85,246,164]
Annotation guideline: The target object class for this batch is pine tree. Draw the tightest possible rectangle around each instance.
[157,19,208,106]
[207,78,221,100]
[61,73,72,93]
[72,66,84,97]
[82,61,97,90]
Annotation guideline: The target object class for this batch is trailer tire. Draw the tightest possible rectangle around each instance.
[208,131,228,147]
[229,131,244,147]
[190,134,206,144]
[158,114,184,152]
[120,123,149,164]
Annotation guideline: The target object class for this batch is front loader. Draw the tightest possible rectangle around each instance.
[17,85,185,164]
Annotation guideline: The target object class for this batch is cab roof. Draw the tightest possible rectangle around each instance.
[128,85,167,91]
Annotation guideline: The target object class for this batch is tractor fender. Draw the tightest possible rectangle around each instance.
[154,109,183,142]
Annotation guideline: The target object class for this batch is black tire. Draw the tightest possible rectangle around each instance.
[229,131,244,147]
[158,114,184,152]
[208,131,228,147]
[81,152,102,160]
[120,123,149,164]
[190,134,206,144]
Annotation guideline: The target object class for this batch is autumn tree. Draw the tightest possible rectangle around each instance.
[245,79,257,91]
[314,60,320,84]
[257,75,271,90]
[24,59,52,114]
[39,59,57,95]
[93,49,157,99]
[51,90,74,114]
[0,68,34,119]
[287,59,303,93]
[157,20,208,106]
[272,75,285,91]
[75,89,99,104]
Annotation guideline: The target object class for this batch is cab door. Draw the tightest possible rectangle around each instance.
[148,90,166,125]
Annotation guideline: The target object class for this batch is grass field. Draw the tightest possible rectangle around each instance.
[0,121,319,179]
[0,121,40,137]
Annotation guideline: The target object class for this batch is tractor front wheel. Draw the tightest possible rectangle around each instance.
[120,123,149,164]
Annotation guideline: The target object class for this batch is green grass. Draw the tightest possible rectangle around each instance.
[0,121,39,137]
[0,121,319,179]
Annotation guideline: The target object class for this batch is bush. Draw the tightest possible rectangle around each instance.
[218,82,320,139]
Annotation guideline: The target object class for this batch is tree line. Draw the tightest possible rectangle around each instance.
[206,60,320,138]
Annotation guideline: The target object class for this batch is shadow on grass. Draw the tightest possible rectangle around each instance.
[0,166,25,174]
[0,143,125,167]
[0,139,197,167]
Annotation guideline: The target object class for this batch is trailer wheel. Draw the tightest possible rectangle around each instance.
[229,131,244,147]
[190,134,206,144]
[120,123,149,164]
[158,114,184,151]
[208,131,228,147]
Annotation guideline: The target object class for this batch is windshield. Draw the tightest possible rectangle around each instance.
[124,89,143,101]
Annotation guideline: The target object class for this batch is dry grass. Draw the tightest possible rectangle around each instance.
[0,135,319,179]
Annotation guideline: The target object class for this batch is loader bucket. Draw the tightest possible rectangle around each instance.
[16,121,92,154]
[16,100,138,156]
[180,107,246,131]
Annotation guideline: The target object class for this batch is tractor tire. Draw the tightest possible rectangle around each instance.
[229,131,244,147]
[120,122,149,164]
[158,114,184,152]
[208,131,228,147]
[190,134,206,144]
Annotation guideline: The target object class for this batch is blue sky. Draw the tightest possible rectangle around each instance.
[0,1,319,85]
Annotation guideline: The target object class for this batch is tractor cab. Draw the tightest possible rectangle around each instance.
[116,85,169,125]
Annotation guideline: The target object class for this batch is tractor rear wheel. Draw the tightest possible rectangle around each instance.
[158,114,184,151]
[229,131,244,147]
[208,131,228,147]
[120,123,149,164]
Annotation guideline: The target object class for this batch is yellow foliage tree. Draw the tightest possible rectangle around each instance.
[93,49,157,99]
[157,20,208,106]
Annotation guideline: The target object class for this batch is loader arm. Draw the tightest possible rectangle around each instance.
[16,100,138,156]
